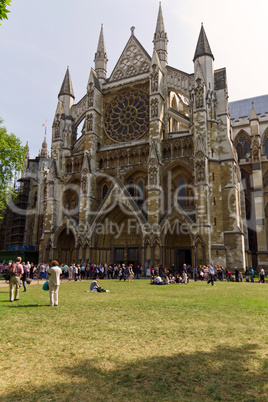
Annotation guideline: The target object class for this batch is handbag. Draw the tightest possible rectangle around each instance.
[42,280,49,291]
[26,278,31,284]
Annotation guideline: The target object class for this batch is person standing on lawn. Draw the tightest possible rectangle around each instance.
[9,256,24,302]
[250,267,255,282]
[207,263,215,286]
[48,260,62,306]
[21,265,28,293]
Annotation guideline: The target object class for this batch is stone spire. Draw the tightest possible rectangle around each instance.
[58,66,74,99]
[94,24,108,80]
[193,24,214,62]
[249,102,259,121]
[39,135,49,158]
[153,3,168,67]
[58,67,74,116]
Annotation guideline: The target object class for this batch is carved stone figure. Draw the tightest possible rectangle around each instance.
[151,98,159,118]
[195,159,205,183]
[82,176,87,194]
[151,64,159,92]
[54,115,60,139]
[252,138,260,161]
[87,114,93,131]
[88,83,94,107]
[195,86,204,108]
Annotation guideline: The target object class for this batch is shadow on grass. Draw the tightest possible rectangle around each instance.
[7,304,50,308]
[3,344,267,401]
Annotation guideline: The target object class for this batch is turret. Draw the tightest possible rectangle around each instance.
[58,66,75,116]
[153,3,168,68]
[94,24,108,80]
[193,24,214,91]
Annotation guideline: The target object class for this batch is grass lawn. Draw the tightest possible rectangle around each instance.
[0,279,268,401]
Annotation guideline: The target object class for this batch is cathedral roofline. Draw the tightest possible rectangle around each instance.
[229,94,268,120]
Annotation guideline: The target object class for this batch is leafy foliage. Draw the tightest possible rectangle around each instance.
[0,118,27,218]
[0,0,11,24]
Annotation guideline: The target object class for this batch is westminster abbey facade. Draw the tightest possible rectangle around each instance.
[15,5,268,270]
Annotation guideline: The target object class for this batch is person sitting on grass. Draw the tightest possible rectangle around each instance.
[89,279,109,292]
[163,274,171,284]
[152,275,164,285]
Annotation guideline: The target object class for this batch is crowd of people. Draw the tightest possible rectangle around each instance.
[1,258,267,306]
[1,260,267,284]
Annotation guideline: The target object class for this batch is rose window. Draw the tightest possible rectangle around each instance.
[104,90,149,142]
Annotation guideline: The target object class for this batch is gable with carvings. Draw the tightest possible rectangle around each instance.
[109,34,151,82]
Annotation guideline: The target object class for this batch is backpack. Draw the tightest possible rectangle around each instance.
[11,263,18,275]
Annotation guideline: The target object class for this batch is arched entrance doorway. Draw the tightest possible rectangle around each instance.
[163,219,192,271]
[55,229,76,264]
[91,206,142,269]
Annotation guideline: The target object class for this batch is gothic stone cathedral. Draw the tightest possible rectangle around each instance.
[24,5,268,270]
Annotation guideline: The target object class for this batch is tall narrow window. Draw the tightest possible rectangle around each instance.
[177,178,186,206]
[102,184,108,199]
[137,180,144,206]
[128,181,135,197]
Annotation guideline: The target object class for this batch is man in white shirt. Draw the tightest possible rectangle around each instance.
[154,275,163,285]
[48,260,62,306]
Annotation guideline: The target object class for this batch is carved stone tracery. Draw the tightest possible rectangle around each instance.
[112,43,150,81]
[104,89,149,142]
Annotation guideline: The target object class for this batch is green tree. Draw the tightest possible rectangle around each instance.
[0,118,27,219]
[0,0,11,24]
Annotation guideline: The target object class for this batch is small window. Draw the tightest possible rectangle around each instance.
[212,173,215,181]
[213,197,216,206]
[214,218,216,226]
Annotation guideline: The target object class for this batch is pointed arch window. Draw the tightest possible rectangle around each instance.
[235,134,251,161]
[137,180,144,206]
[102,184,108,200]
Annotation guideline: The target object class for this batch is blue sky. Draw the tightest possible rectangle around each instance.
[1,0,267,158]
